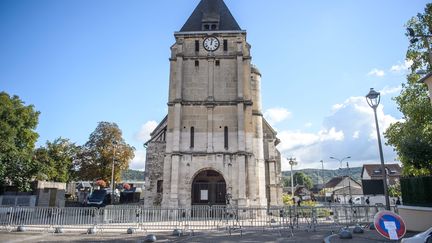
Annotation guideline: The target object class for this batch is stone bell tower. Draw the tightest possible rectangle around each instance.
[144,0,282,208]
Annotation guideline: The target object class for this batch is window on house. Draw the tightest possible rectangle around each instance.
[373,169,382,174]
[195,40,199,52]
[224,126,228,149]
[204,24,210,30]
[211,24,217,30]
[215,60,220,66]
[195,60,199,67]
[157,180,163,193]
[223,39,228,51]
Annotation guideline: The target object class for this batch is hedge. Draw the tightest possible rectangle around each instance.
[400,176,432,207]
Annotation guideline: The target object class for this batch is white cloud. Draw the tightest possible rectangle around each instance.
[353,131,360,139]
[129,149,146,171]
[277,96,401,171]
[264,107,292,125]
[390,60,413,73]
[368,68,385,77]
[135,120,158,142]
[277,127,344,152]
[380,86,402,96]
[332,103,344,112]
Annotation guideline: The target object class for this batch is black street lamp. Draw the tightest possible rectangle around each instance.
[366,88,390,210]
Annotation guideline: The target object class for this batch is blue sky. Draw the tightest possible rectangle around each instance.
[1,0,428,171]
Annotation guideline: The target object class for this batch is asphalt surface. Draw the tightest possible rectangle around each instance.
[0,228,418,243]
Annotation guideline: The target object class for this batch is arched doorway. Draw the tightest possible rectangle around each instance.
[191,170,226,205]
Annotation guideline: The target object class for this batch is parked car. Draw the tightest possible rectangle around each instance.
[401,227,432,243]
[86,189,111,207]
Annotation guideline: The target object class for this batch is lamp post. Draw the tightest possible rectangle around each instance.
[111,141,118,205]
[346,162,352,203]
[366,88,390,210]
[330,156,351,203]
[320,160,327,203]
[288,157,297,198]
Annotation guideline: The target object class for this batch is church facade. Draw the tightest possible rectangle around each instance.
[144,0,282,208]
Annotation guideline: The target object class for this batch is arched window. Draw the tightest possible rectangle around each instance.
[190,127,195,148]
[224,126,228,149]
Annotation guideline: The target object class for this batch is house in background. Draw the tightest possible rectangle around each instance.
[310,184,324,196]
[361,163,402,205]
[323,176,362,204]
[361,163,402,186]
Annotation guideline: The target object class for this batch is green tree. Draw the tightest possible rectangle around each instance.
[0,92,40,191]
[293,172,313,189]
[384,4,432,176]
[76,122,135,185]
[388,181,402,198]
[282,193,294,205]
[282,176,292,187]
[34,138,80,182]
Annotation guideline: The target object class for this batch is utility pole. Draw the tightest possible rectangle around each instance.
[321,160,326,203]
[111,141,118,205]
[288,158,297,198]
[347,162,352,202]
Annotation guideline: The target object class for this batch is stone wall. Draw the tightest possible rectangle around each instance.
[35,181,66,207]
[144,141,166,206]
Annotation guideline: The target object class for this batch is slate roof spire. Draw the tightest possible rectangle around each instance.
[180,0,241,32]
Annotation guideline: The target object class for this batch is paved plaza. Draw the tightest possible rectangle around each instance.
[0,228,417,243]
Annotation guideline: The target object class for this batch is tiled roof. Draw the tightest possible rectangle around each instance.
[180,0,241,32]
[361,164,402,178]
[324,176,344,188]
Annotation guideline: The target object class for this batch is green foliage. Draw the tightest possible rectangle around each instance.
[384,4,432,176]
[400,176,432,207]
[293,172,313,189]
[302,200,317,207]
[282,193,294,205]
[282,167,362,186]
[121,169,145,181]
[0,92,40,191]
[34,138,80,183]
[76,122,135,184]
[388,181,401,198]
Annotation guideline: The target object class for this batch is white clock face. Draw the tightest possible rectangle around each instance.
[203,36,220,51]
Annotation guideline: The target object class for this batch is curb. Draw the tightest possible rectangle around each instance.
[323,234,338,243]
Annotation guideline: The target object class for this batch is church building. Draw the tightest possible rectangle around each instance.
[144,0,282,208]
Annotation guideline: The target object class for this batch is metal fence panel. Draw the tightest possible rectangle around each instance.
[0,205,400,233]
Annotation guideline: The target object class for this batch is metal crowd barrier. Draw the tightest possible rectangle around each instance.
[0,205,399,233]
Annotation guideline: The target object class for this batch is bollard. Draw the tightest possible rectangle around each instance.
[17,226,26,232]
[339,227,352,239]
[54,227,64,234]
[144,234,157,242]
[172,229,182,236]
[127,228,136,234]
[353,224,364,234]
[87,227,97,235]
